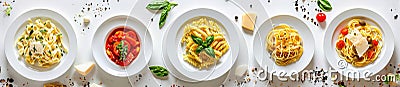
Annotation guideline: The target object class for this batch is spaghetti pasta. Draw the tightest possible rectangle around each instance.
[265,24,303,66]
[335,19,383,67]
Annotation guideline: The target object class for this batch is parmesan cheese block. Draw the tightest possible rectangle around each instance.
[83,16,90,24]
[29,42,44,55]
[242,13,257,31]
[75,62,95,76]
[345,29,369,57]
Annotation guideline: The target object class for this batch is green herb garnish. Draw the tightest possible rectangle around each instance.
[191,35,215,57]
[317,0,332,12]
[4,6,12,16]
[146,0,178,29]
[26,36,32,40]
[195,45,204,53]
[205,47,215,58]
[146,0,170,10]
[191,35,203,45]
[149,66,169,78]
[39,29,47,33]
[203,35,214,47]
[116,40,128,60]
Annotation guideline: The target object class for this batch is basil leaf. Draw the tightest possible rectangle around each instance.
[117,40,123,49]
[205,47,215,58]
[147,0,178,29]
[163,71,168,76]
[117,40,128,60]
[159,4,171,29]
[204,35,214,47]
[191,35,203,45]
[196,45,204,53]
[149,66,169,77]
[169,2,178,6]
[146,0,169,10]
[317,0,332,11]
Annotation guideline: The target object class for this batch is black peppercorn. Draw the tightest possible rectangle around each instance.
[234,16,238,22]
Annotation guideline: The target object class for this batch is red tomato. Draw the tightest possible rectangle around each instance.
[112,41,120,57]
[126,37,137,47]
[341,27,348,35]
[372,40,379,46]
[367,50,374,59]
[316,13,326,22]
[336,40,345,49]
[123,40,132,52]
[127,31,138,41]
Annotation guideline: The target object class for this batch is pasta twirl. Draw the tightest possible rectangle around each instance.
[266,24,303,66]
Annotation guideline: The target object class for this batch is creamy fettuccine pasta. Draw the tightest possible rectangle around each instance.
[16,18,68,68]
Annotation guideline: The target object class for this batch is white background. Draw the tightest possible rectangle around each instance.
[0,0,399,86]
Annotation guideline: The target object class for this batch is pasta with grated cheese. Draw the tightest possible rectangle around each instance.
[16,18,68,68]
[335,19,383,67]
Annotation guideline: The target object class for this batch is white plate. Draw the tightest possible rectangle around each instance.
[162,24,197,82]
[92,15,153,77]
[162,39,198,82]
[253,15,315,76]
[164,8,240,81]
[4,9,77,81]
[324,8,394,78]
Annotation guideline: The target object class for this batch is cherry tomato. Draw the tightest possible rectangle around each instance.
[367,50,374,59]
[316,13,326,22]
[372,40,379,46]
[341,27,348,35]
[336,40,345,49]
